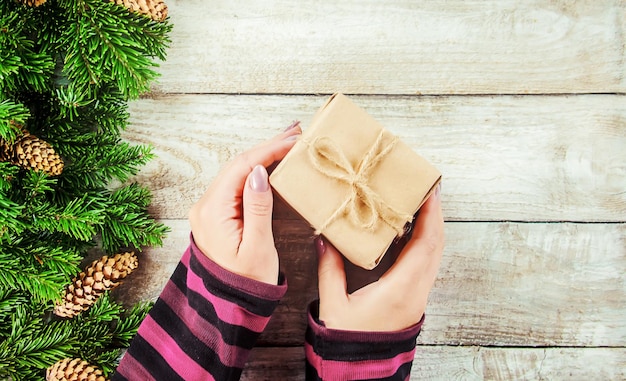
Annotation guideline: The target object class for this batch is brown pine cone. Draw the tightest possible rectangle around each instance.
[1,131,64,176]
[46,358,107,381]
[17,0,47,6]
[0,139,10,162]
[54,252,138,318]
[111,0,168,22]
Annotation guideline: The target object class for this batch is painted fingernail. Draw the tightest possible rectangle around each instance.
[284,120,301,131]
[250,165,269,192]
[315,237,326,255]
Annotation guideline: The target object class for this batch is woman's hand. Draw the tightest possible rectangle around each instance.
[316,185,444,331]
[189,122,301,285]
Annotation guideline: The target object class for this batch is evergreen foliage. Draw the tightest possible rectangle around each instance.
[0,0,171,378]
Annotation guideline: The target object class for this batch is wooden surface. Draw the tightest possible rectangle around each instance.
[115,1,626,379]
[154,0,626,94]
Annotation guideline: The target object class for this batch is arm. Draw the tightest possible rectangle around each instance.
[113,122,302,381]
[305,302,422,380]
[306,186,444,380]
[113,238,287,380]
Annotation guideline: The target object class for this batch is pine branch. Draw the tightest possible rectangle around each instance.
[30,194,106,241]
[0,99,30,143]
[99,183,168,253]
[0,292,152,379]
[0,304,76,380]
[0,194,25,241]
[0,290,29,340]
[61,0,170,99]
[0,264,68,303]
[22,169,57,198]
[111,299,152,347]
[60,137,153,184]
[0,162,19,191]
[0,232,82,302]
[0,6,55,96]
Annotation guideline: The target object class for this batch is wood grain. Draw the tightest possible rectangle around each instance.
[113,0,626,377]
[113,218,626,347]
[154,0,626,94]
[124,94,626,222]
[239,346,626,380]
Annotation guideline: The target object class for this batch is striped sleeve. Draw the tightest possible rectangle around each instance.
[113,236,287,381]
[305,301,423,381]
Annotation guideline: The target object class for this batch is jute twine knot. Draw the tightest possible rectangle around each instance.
[306,130,413,236]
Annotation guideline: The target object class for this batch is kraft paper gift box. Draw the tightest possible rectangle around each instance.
[270,93,441,270]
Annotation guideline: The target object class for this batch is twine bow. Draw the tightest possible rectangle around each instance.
[306,130,413,236]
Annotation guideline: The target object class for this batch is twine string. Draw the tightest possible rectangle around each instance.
[306,130,412,236]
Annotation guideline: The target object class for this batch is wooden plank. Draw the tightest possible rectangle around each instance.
[124,94,626,222]
[154,0,626,94]
[113,219,626,347]
[239,346,626,380]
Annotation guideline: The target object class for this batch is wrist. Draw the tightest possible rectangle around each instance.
[189,234,287,300]
[308,301,424,340]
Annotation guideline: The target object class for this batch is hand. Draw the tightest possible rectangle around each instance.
[189,122,301,285]
[316,185,444,331]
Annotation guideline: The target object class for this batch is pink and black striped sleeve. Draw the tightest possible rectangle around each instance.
[113,237,287,381]
[305,302,423,381]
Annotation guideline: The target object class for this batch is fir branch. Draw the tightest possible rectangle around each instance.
[97,141,154,183]
[0,162,19,190]
[0,8,55,95]
[94,349,122,376]
[0,99,30,143]
[0,234,81,302]
[111,299,152,347]
[72,293,143,375]
[0,290,29,340]
[99,183,168,253]
[61,0,168,99]
[0,262,68,303]
[22,169,57,198]
[81,292,123,323]
[0,306,78,380]
[0,191,25,240]
[30,194,106,242]
[55,86,93,121]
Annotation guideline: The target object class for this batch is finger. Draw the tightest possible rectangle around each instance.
[384,184,444,280]
[247,120,302,151]
[316,238,348,308]
[241,165,275,247]
[215,132,300,200]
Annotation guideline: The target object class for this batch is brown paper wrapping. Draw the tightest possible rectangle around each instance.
[270,93,441,270]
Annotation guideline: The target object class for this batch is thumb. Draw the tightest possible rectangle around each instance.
[316,238,348,309]
[242,165,274,245]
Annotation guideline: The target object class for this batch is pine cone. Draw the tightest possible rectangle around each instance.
[1,131,64,176]
[111,0,168,22]
[0,139,10,162]
[46,358,107,381]
[17,0,47,6]
[54,252,138,318]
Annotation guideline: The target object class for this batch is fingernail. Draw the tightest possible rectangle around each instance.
[250,165,269,192]
[284,120,301,131]
[315,237,326,255]
[284,134,299,141]
[434,183,441,200]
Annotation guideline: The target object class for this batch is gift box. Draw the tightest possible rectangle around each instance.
[270,93,441,270]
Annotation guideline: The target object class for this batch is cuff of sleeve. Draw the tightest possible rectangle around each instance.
[189,233,287,301]
[306,300,423,344]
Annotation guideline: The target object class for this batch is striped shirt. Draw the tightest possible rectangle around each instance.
[113,237,422,380]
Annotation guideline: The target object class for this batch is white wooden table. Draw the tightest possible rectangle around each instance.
[115,1,626,379]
